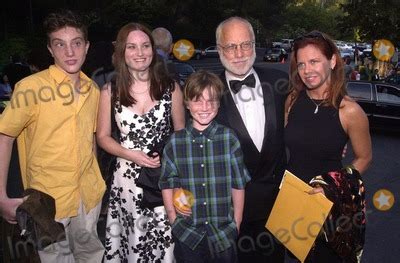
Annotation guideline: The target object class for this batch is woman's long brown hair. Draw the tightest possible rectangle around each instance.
[113,22,174,107]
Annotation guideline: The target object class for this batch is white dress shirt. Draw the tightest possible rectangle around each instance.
[225,69,265,152]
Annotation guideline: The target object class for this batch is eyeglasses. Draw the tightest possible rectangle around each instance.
[218,41,255,54]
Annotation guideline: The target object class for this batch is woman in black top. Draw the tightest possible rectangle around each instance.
[284,31,372,262]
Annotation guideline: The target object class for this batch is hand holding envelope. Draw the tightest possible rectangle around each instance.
[266,170,333,262]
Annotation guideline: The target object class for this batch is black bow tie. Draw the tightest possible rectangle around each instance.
[229,74,256,94]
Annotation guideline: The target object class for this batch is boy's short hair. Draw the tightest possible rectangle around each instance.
[43,10,88,44]
[183,70,225,102]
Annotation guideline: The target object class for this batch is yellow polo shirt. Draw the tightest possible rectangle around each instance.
[0,65,105,219]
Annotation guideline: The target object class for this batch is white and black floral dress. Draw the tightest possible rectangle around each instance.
[104,88,174,263]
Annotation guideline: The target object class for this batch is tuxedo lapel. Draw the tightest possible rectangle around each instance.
[256,68,277,155]
[219,73,258,152]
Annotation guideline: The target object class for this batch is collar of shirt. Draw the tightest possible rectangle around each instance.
[49,65,92,86]
[49,65,95,96]
[224,68,265,151]
[186,120,218,140]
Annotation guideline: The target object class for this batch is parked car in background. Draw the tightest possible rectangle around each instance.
[281,39,294,51]
[272,40,283,48]
[263,48,288,62]
[346,80,400,129]
[203,46,219,58]
[173,62,196,87]
[340,49,353,59]
[273,39,293,51]
[336,42,353,50]
[171,47,204,60]
[384,74,400,85]
[193,48,205,60]
[360,48,372,60]
[352,43,367,52]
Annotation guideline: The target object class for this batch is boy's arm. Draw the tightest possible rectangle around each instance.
[162,189,177,224]
[0,133,24,224]
[229,131,251,232]
[232,188,245,232]
[0,81,38,223]
[159,140,189,220]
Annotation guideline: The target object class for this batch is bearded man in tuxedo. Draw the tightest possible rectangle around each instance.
[215,16,288,262]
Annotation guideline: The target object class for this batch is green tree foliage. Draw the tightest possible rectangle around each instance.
[100,0,169,31]
[278,1,345,39]
[97,0,230,46]
[339,0,400,43]
[0,38,29,71]
[5,0,399,58]
[168,0,226,46]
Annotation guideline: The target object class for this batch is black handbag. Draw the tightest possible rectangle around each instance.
[136,140,166,209]
[137,166,163,209]
[309,167,366,261]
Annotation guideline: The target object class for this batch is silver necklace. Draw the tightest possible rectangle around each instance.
[307,94,325,114]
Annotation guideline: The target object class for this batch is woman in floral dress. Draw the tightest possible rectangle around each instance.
[97,22,185,262]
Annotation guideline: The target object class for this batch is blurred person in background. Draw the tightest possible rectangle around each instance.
[152,27,177,79]
[3,54,31,91]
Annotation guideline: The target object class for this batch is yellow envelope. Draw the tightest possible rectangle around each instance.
[265,170,333,262]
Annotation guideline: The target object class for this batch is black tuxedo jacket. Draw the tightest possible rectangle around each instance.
[216,66,289,222]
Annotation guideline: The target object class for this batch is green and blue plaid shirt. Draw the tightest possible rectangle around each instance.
[159,121,251,252]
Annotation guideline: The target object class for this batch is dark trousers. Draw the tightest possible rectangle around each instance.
[1,219,40,263]
[307,238,345,263]
[0,142,38,262]
[237,220,285,263]
[286,237,345,263]
[174,236,237,263]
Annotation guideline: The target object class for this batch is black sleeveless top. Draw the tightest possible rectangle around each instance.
[285,90,348,183]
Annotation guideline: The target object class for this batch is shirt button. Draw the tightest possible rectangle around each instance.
[207,139,211,142]
[205,221,209,225]
[202,183,206,187]
[200,144,203,148]
[203,202,207,205]
[201,164,204,168]
[200,132,203,135]
[192,140,195,142]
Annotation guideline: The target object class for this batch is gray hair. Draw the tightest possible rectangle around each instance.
[152,27,173,52]
[215,17,255,45]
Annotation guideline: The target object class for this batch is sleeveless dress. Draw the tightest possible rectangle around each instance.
[104,88,174,262]
[285,90,348,183]
[284,90,348,262]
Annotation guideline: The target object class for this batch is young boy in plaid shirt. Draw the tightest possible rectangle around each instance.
[159,70,251,262]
